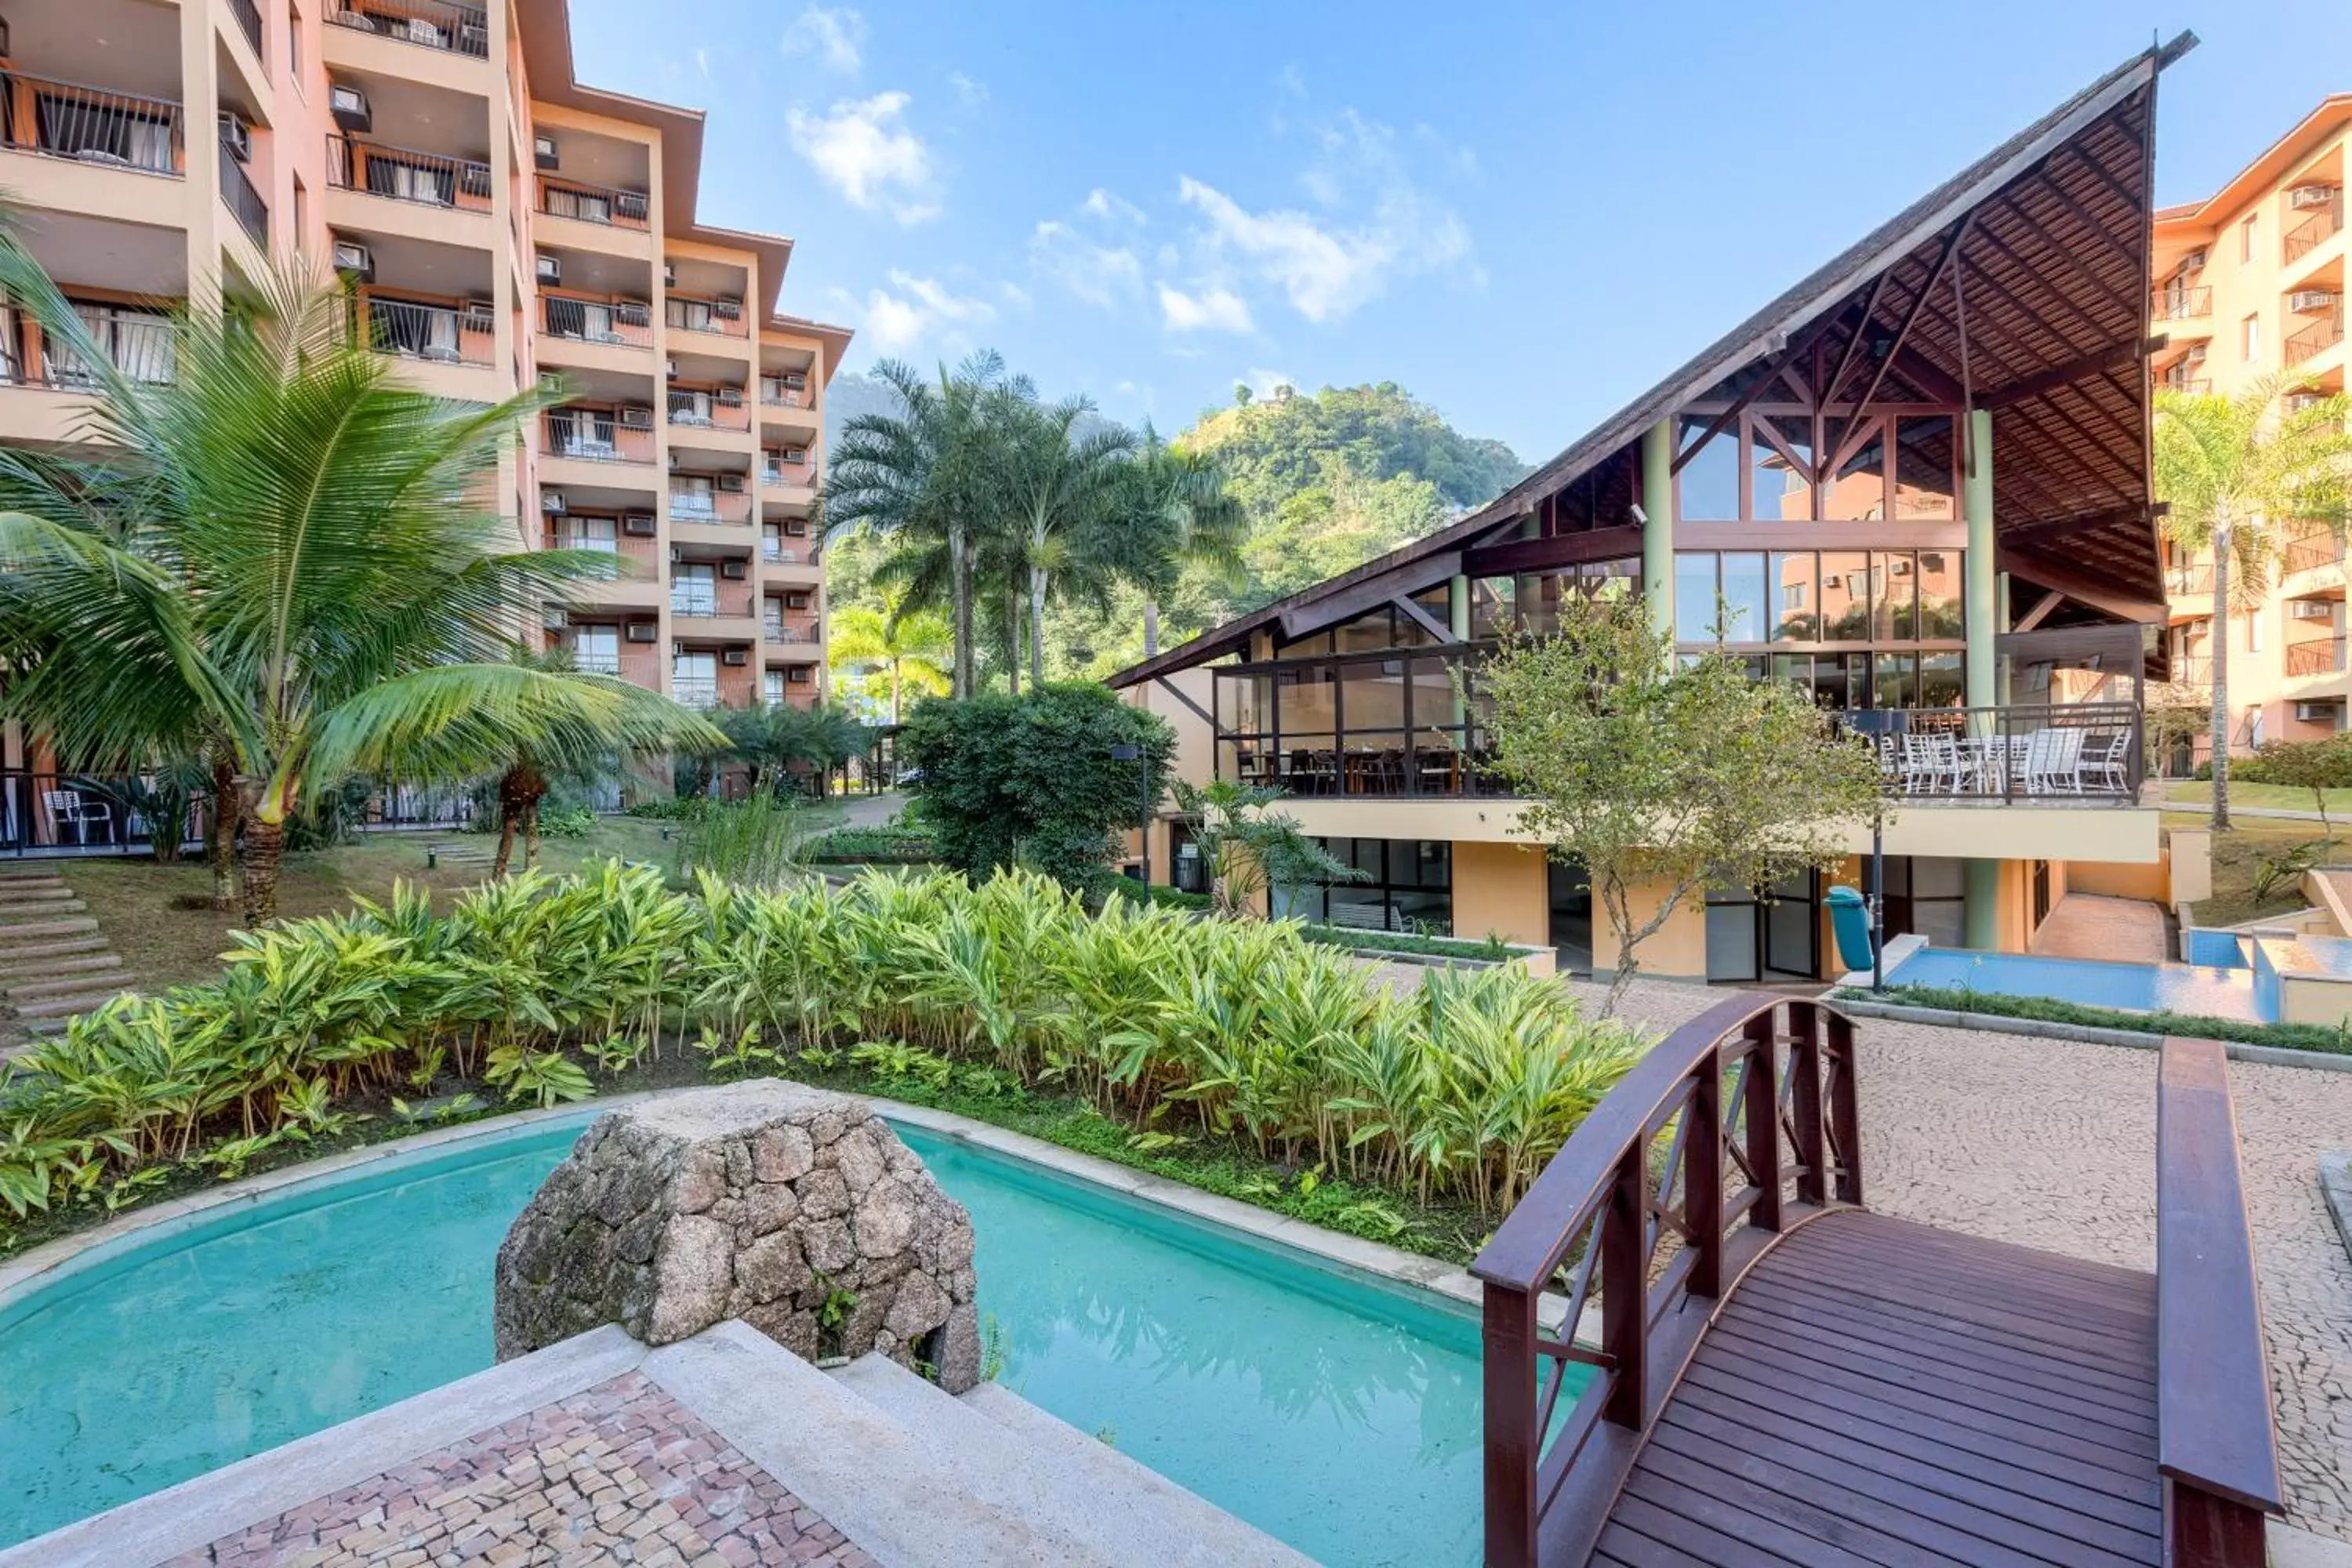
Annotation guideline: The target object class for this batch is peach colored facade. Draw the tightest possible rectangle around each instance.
[0,0,846,722]
[2152,96,2349,757]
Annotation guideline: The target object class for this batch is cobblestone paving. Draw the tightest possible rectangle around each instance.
[1561,976,2352,1544]
[2029,891,2170,963]
[165,1373,875,1567]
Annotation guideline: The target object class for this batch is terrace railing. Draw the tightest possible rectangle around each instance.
[1839,702,2143,802]
[669,387,751,430]
[2285,316,2345,366]
[673,677,720,710]
[325,0,490,56]
[220,140,269,244]
[0,74,184,175]
[666,296,747,338]
[537,175,650,230]
[760,376,809,407]
[543,408,655,463]
[2286,533,2346,575]
[542,292,653,347]
[2152,285,2212,320]
[41,307,176,386]
[2286,637,2348,678]
[2172,655,2215,689]
[328,134,492,212]
[227,0,266,57]
[359,296,493,365]
[0,770,212,858]
[2285,206,2341,265]
[2169,561,2216,596]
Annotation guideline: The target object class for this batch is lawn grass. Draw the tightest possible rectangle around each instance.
[53,816,681,998]
[2165,811,2346,928]
[2161,779,2352,820]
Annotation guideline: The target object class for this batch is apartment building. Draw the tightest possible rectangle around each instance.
[0,0,847,722]
[1113,42,2206,983]
[2152,96,2348,757]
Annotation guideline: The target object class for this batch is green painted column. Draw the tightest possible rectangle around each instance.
[1641,418,1675,645]
[1964,407,1997,712]
[1994,572,2013,706]
[1964,858,2001,949]
[1448,573,1470,641]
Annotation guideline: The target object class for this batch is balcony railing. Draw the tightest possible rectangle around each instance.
[542,292,653,347]
[759,377,809,407]
[670,588,755,620]
[0,73,184,175]
[220,141,268,244]
[2,769,212,858]
[1840,705,2143,802]
[2286,316,2344,366]
[228,0,266,57]
[668,388,751,431]
[2286,534,2346,575]
[2169,655,2213,690]
[2152,285,2212,321]
[2285,207,2342,265]
[2158,373,2212,396]
[670,485,752,524]
[327,134,492,212]
[542,408,655,463]
[674,678,720,710]
[764,539,813,564]
[2287,637,2349,678]
[33,306,176,387]
[764,615,818,644]
[2167,563,2215,597]
[763,456,814,487]
[666,296,748,338]
[537,175,650,230]
[358,296,493,365]
[326,0,490,56]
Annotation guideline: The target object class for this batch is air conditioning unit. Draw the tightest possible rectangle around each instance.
[625,621,658,643]
[619,405,654,428]
[717,473,746,493]
[786,667,811,684]
[782,446,808,463]
[2292,600,2336,619]
[616,299,651,326]
[622,512,656,536]
[784,520,808,538]
[664,358,679,379]
[2178,248,2206,272]
[720,559,746,580]
[782,372,808,389]
[541,605,570,631]
[538,373,565,397]
[2288,289,2340,314]
[662,263,677,289]
[722,648,750,667]
[784,591,810,610]
[671,640,685,657]
[534,134,560,170]
[331,239,374,281]
[218,113,252,163]
[535,252,562,287]
[669,544,684,563]
[717,387,742,407]
[541,490,566,515]
[2296,699,2342,723]
[328,83,371,133]
[2290,185,2339,211]
[615,191,649,222]
[713,296,742,320]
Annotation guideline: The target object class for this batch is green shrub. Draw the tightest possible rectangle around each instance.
[1835,982,2352,1055]
[804,822,938,862]
[674,797,808,887]
[0,862,1648,1228]
[1104,876,1212,912]
[624,797,711,821]
[1300,925,1518,963]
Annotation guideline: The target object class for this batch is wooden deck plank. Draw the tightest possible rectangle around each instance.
[1588,1210,2163,1568]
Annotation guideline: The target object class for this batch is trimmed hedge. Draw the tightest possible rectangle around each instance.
[1831,982,2352,1056]
[1300,924,1520,964]
[804,823,938,863]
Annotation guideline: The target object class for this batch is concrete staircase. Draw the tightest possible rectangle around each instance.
[0,865,134,1051]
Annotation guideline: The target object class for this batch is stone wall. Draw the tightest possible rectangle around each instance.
[493,1081,982,1392]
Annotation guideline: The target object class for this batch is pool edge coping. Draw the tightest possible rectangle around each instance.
[1830,995,2352,1073]
[0,1081,1526,1325]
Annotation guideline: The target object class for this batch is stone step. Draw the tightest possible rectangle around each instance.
[8,985,134,1019]
[0,862,64,879]
[0,882,71,900]
[25,1018,68,1037]
[832,1354,1309,1568]
[0,916,99,939]
[6,971,136,1001]
[959,1376,1314,1567]
[0,953,122,982]
[642,1323,1114,1567]
[0,899,86,922]
[0,935,111,964]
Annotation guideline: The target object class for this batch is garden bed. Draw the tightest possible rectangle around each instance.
[1298,924,1555,972]
[1829,981,2352,1058]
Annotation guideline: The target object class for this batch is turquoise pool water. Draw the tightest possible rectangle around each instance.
[0,1116,1491,1566]
[1885,946,2265,1021]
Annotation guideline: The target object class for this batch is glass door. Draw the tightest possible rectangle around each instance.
[1762,868,1820,979]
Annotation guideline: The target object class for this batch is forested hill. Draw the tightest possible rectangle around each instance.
[1177,382,1527,611]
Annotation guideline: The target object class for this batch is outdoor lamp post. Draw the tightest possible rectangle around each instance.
[1110,742,1149,889]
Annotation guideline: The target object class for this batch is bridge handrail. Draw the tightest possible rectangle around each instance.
[1471,992,1861,1567]
[2157,1036,2285,1564]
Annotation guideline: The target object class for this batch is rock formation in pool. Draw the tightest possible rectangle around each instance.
[492,1080,983,1392]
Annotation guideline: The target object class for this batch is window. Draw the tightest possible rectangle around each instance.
[288,4,302,82]
[1676,550,1962,645]
[1273,839,1452,935]
[670,562,716,616]
[2240,212,2258,263]
[2249,706,2267,747]
[673,651,717,708]
[670,474,717,517]
[559,515,616,553]
[2244,313,2262,361]
[763,670,784,705]
[2249,612,2265,654]
[570,625,619,675]
[1675,415,1739,519]
[291,175,307,245]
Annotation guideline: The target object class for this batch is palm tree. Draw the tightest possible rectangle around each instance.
[0,256,724,921]
[492,646,723,877]
[989,390,1139,688]
[2154,376,2352,832]
[1116,425,1247,657]
[827,603,951,721]
[823,352,1021,698]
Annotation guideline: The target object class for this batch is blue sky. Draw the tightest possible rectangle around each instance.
[571,1,2350,461]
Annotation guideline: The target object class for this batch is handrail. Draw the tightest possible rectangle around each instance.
[2155,1037,2283,1566]
[1474,992,1860,1566]
[327,133,492,212]
[2286,637,2348,677]
[537,173,650,230]
[2285,316,2345,367]
[326,0,490,56]
[2152,285,2212,320]
[0,71,187,176]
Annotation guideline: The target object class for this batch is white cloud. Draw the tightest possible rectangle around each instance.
[782,5,866,74]
[1082,187,1146,227]
[693,47,710,78]
[947,71,989,108]
[1276,64,1308,100]
[786,93,939,223]
[1157,283,1254,335]
[998,281,1034,311]
[860,270,996,355]
[1174,110,1475,323]
[1031,219,1143,310]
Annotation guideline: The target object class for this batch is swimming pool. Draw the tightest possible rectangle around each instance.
[0,1112,1496,1566]
[1882,946,2264,1020]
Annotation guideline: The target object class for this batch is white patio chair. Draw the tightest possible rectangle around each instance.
[2089,731,2132,793]
[44,789,111,844]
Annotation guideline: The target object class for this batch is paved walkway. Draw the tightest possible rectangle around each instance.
[2030,891,2171,962]
[1560,976,2352,1546]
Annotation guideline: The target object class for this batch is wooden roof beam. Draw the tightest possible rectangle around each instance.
[1983,338,2164,409]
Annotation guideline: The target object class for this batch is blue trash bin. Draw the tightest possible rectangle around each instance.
[1826,885,1875,972]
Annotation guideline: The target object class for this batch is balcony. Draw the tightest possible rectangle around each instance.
[670,484,752,525]
[0,74,184,176]
[670,586,756,620]
[227,0,266,58]
[10,303,176,387]
[219,141,267,245]
[2158,374,2212,396]
[762,536,816,564]
[2166,562,2215,597]
[357,293,493,366]
[325,1,491,56]
[2286,533,2346,575]
[2287,637,2349,678]
[2151,285,2211,321]
[666,295,747,339]
[668,387,751,432]
[673,677,720,710]
[537,175,649,230]
[764,612,820,645]
[759,375,810,408]
[2170,655,2213,690]
[542,292,653,349]
[2285,205,2342,267]
[762,452,815,488]
[543,408,655,463]
[327,135,492,212]
[2285,316,2345,367]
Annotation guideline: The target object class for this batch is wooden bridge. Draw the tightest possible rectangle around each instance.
[1473,995,2284,1568]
